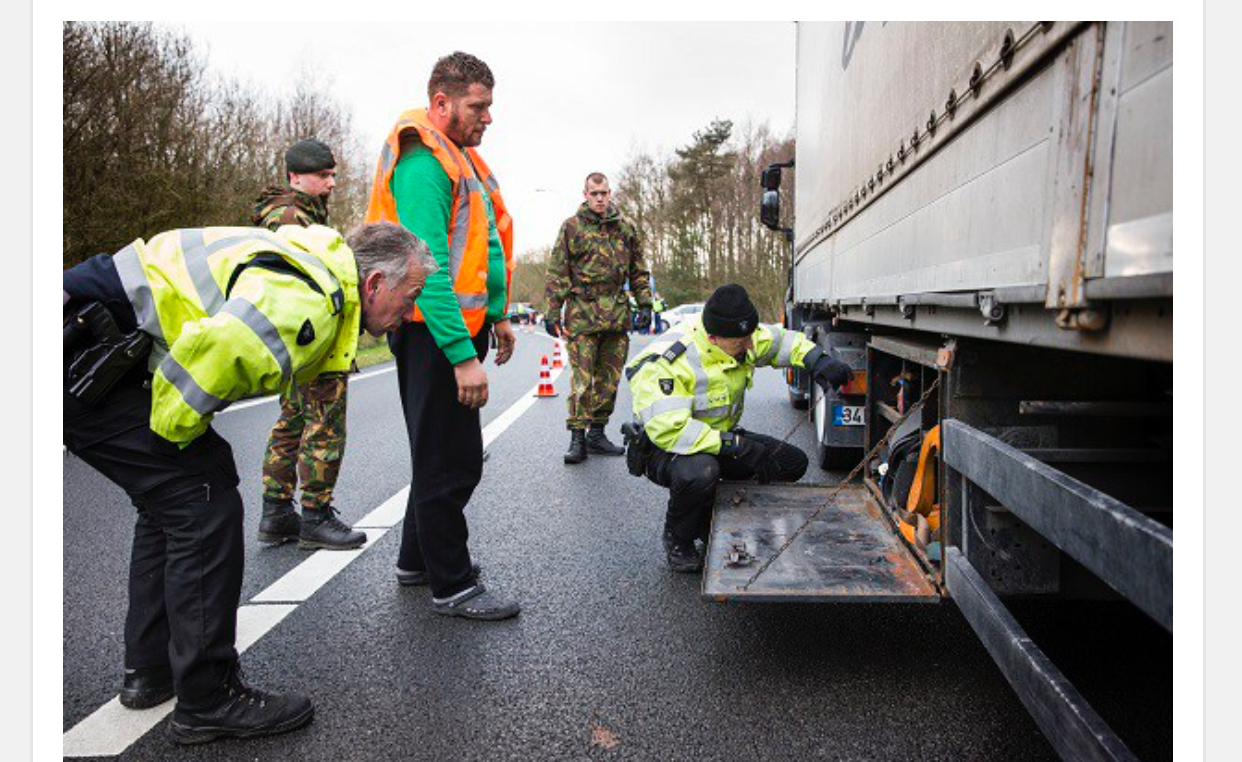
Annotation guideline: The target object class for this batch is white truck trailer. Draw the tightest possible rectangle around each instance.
[709,22,1172,760]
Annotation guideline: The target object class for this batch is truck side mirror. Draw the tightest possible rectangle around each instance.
[761,190,782,230]
[761,165,782,191]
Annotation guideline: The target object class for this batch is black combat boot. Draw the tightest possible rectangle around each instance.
[663,529,704,573]
[167,664,314,745]
[120,664,174,709]
[299,506,366,550]
[257,498,300,546]
[585,424,626,456]
[564,429,588,464]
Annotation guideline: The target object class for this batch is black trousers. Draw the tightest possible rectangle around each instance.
[64,376,242,711]
[390,322,490,598]
[645,430,808,543]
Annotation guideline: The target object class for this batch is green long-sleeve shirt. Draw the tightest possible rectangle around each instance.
[392,142,507,365]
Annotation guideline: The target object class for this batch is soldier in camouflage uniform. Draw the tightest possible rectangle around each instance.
[545,172,653,464]
[253,138,366,550]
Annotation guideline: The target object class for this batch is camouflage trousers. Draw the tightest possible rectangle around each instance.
[262,371,349,510]
[565,330,629,430]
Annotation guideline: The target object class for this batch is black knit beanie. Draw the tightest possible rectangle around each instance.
[702,284,760,338]
[285,139,336,174]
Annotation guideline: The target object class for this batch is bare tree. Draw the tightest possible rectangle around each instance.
[63,22,373,267]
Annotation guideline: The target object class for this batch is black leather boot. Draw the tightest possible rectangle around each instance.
[299,506,366,550]
[120,664,174,709]
[564,429,588,464]
[663,529,704,573]
[167,664,314,745]
[257,498,300,546]
[586,424,625,455]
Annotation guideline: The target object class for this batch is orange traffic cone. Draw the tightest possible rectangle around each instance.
[551,340,564,369]
[534,354,558,397]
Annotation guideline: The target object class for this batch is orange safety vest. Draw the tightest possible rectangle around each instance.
[365,108,514,335]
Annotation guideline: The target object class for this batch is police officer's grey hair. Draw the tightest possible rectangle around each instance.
[347,222,439,283]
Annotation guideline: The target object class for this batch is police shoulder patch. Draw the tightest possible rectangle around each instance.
[659,378,674,395]
[297,318,316,346]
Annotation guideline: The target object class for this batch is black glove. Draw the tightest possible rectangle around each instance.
[634,306,652,331]
[545,319,561,338]
[810,352,853,392]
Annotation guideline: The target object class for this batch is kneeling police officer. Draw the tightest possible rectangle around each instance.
[63,221,434,743]
[623,284,852,572]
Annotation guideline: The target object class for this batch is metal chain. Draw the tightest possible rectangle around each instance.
[741,376,942,591]
[797,21,1051,257]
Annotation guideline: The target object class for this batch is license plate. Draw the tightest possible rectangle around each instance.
[833,405,865,426]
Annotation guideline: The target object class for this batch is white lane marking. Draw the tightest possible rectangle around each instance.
[355,487,409,528]
[219,365,397,414]
[63,358,563,756]
[63,697,168,758]
[62,604,298,758]
[250,533,387,603]
[487,366,565,447]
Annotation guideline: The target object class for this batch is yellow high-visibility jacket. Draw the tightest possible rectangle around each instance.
[112,224,361,445]
[625,317,819,455]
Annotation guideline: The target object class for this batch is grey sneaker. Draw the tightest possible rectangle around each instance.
[430,584,519,620]
[396,561,481,587]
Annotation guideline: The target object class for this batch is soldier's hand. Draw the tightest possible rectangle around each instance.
[634,306,652,331]
[493,320,515,366]
[545,319,561,339]
[453,358,489,408]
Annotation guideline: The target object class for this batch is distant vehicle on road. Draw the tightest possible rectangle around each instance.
[506,302,534,324]
[659,302,704,333]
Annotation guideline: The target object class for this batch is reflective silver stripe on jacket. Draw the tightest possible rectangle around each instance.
[179,228,341,308]
[378,140,397,178]
[773,329,800,367]
[670,418,712,454]
[448,177,479,281]
[637,396,694,423]
[158,354,229,417]
[425,129,483,290]
[692,405,732,420]
[755,325,784,366]
[113,242,165,345]
[179,229,226,314]
[679,340,713,411]
[457,292,489,310]
[220,298,293,382]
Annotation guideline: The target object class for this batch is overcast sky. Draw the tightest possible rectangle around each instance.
[176,21,797,258]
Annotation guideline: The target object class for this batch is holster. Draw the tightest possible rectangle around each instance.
[621,421,654,477]
[64,301,152,407]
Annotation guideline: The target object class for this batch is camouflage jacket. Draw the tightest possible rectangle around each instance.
[250,186,329,231]
[545,202,652,334]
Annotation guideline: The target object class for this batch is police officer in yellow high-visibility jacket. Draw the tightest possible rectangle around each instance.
[62,221,435,745]
[625,284,853,573]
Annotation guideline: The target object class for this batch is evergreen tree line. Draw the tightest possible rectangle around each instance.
[510,119,795,322]
[63,21,370,267]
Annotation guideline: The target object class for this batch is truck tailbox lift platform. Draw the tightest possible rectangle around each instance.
[703,482,938,603]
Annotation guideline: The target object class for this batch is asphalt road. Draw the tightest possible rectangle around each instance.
[62,329,1172,760]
